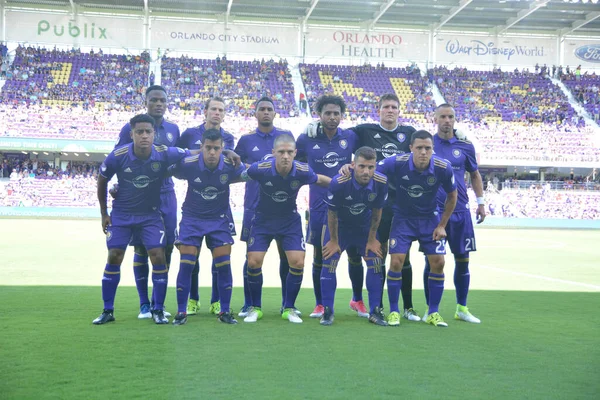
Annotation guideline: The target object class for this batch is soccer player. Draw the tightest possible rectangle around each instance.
[296,95,366,319]
[243,134,331,324]
[306,94,420,321]
[421,104,486,324]
[94,114,191,325]
[377,130,457,327]
[178,97,236,317]
[169,128,245,325]
[234,97,295,317]
[115,85,180,320]
[320,146,389,326]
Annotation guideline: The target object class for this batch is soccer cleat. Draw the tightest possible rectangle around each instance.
[309,305,324,318]
[209,301,221,315]
[426,312,449,327]
[421,310,429,322]
[186,299,200,315]
[369,307,388,326]
[93,309,115,325]
[138,303,152,319]
[282,308,303,324]
[349,300,369,318]
[152,310,169,325]
[163,310,172,318]
[455,305,481,324]
[320,306,334,326]
[403,308,421,322]
[218,312,238,325]
[280,306,303,316]
[387,311,401,327]
[172,312,187,326]
[243,307,263,323]
[238,305,251,318]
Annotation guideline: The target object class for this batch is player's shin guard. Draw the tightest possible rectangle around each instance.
[401,261,414,309]
[102,264,121,310]
[190,260,200,301]
[210,260,220,304]
[133,252,150,306]
[366,259,383,314]
[386,270,402,313]
[320,262,337,313]
[312,262,323,306]
[284,267,304,309]
[176,254,196,313]
[214,256,232,313]
[423,257,431,306]
[454,254,470,307]
[427,273,445,314]
[151,264,169,311]
[247,267,263,308]
[279,258,290,306]
[348,257,364,302]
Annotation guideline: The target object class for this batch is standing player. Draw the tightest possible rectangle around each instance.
[377,130,457,327]
[234,97,295,317]
[243,134,331,324]
[306,94,420,321]
[115,85,180,320]
[94,114,191,325]
[422,104,486,324]
[178,97,236,317]
[296,95,366,319]
[320,146,389,326]
[169,128,245,325]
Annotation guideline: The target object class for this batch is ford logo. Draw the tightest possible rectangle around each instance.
[575,45,600,63]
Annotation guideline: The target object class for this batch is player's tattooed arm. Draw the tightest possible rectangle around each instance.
[470,170,486,224]
[338,163,353,177]
[434,190,457,241]
[97,174,111,233]
[316,174,332,187]
[222,149,242,167]
[366,208,383,258]
[322,209,341,260]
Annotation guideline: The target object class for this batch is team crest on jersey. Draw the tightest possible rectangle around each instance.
[151,162,161,172]
[453,149,461,158]
[167,133,174,143]
[368,193,377,202]
[427,176,437,186]
[339,139,348,149]
[220,174,229,184]
[397,133,406,143]
[390,238,397,249]
[290,180,300,190]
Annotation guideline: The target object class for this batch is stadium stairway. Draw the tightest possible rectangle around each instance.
[550,75,599,129]
[289,63,307,108]
[430,81,447,107]
[149,58,162,86]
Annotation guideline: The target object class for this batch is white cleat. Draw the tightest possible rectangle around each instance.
[455,306,481,324]
[421,311,429,322]
[283,308,303,324]
[163,310,172,318]
[243,307,263,323]
[403,308,421,322]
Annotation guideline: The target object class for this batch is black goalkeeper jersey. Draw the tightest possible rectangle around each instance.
[352,123,416,162]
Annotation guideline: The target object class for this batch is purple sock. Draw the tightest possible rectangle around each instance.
[279,258,290,306]
[365,258,383,313]
[102,263,121,310]
[348,257,364,301]
[214,255,232,313]
[320,262,337,312]
[210,260,219,304]
[284,267,304,309]
[386,270,402,313]
[151,264,169,311]
[423,257,431,306]
[133,252,150,306]
[428,273,445,314]
[176,254,195,313]
[190,260,200,301]
[247,266,263,308]
[312,262,323,306]
[454,254,470,307]
[243,259,251,308]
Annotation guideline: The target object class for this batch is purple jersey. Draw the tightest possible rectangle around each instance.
[324,170,388,228]
[100,144,189,215]
[178,124,235,151]
[116,118,180,194]
[296,128,359,212]
[245,159,318,218]
[172,153,245,219]
[234,127,294,210]
[377,153,456,218]
[433,134,478,213]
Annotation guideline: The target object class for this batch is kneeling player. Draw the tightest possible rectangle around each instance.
[170,129,246,325]
[320,147,389,326]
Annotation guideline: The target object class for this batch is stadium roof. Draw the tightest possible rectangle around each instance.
[6,0,600,36]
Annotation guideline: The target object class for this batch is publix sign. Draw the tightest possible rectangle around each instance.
[575,44,600,63]
[38,20,107,39]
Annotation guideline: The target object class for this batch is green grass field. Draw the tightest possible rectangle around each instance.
[1,219,599,399]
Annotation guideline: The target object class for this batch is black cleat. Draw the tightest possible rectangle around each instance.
[172,312,187,326]
[152,310,169,325]
[319,306,334,326]
[369,307,388,326]
[218,311,238,324]
[92,309,115,325]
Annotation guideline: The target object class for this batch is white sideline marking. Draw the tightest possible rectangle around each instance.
[479,265,600,291]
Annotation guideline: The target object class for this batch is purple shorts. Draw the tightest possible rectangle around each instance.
[322,223,378,260]
[247,212,305,252]
[306,209,326,246]
[176,215,234,250]
[106,210,166,250]
[389,215,446,256]
[446,211,476,255]
[130,191,178,247]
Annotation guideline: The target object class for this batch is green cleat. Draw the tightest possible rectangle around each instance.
[243,307,263,323]
[186,299,200,315]
[426,312,448,327]
[282,308,303,323]
[209,301,221,315]
[455,305,481,324]
[387,311,401,327]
